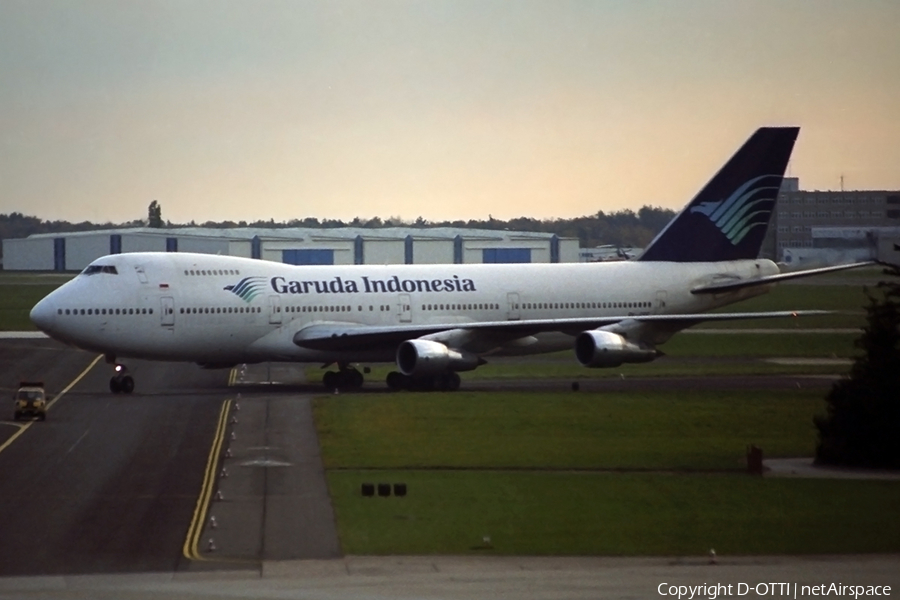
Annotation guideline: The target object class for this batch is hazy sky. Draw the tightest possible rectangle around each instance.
[1,1,898,224]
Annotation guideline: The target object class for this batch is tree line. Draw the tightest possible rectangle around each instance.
[0,205,676,260]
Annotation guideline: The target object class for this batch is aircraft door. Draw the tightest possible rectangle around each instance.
[507,292,521,321]
[268,295,282,325]
[398,293,412,323]
[160,296,175,327]
[655,291,668,313]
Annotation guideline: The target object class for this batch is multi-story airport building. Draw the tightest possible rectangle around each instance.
[2,227,580,271]
[762,178,900,266]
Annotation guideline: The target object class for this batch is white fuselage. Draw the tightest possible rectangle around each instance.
[30,252,777,365]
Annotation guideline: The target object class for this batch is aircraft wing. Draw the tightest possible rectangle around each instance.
[691,261,874,294]
[291,310,827,351]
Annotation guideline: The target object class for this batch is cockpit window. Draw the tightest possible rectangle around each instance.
[82,265,118,275]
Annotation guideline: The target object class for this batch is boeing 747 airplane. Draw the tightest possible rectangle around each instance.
[29,127,868,393]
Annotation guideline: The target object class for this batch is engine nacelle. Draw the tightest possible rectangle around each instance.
[397,339,482,377]
[574,330,658,368]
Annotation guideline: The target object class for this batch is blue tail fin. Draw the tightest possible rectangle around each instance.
[639,127,799,262]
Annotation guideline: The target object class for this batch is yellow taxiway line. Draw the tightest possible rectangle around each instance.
[0,353,103,455]
[183,398,231,561]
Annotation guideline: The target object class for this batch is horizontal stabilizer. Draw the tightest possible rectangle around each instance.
[691,261,874,294]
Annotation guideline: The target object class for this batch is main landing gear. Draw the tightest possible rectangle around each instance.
[109,364,134,394]
[385,371,461,392]
[322,364,365,391]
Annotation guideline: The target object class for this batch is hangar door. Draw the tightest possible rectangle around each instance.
[482,248,531,263]
[282,249,334,265]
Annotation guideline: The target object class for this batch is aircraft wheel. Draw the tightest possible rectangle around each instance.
[433,373,449,391]
[386,371,404,390]
[432,373,460,391]
[447,372,461,391]
[348,369,364,388]
[110,377,121,394]
[413,376,435,392]
[323,371,337,390]
[121,376,135,394]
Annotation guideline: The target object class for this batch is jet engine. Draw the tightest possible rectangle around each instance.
[574,330,658,368]
[397,339,482,376]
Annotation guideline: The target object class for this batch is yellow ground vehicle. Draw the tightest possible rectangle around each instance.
[14,382,46,421]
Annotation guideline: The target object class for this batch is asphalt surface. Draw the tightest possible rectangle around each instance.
[0,339,227,575]
[0,339,341,577]
[0,555,897,600]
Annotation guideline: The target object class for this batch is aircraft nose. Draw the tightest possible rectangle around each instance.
[30,296,56,333]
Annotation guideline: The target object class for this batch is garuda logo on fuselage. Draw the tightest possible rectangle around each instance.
[224,276,267,303]
[689,174,781,245]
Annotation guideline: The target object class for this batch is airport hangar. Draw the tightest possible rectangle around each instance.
[2,226,580,271]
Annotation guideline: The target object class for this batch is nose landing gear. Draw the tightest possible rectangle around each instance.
[110,364,134,394]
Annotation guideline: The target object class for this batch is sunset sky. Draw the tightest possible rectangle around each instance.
[1,1,898,225]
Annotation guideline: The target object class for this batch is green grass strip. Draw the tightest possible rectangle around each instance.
[315,390,826,470]
[0,283,63,330]
[328,471,900,555]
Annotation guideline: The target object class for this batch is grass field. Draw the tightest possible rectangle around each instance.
[315,390,826,470]
[315,390,900,555]
[0,271,73,330]
[327,471,900,555]
[0,283,64,330]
